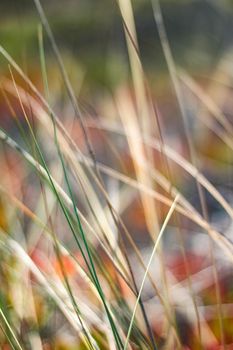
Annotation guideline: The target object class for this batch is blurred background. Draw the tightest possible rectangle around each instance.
[1,0,233,220]
[0,0,233,349]
[2,0,233,88]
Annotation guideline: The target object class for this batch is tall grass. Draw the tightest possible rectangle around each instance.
[0,0,233,349]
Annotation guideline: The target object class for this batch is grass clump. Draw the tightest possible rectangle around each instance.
[0,0,233,349]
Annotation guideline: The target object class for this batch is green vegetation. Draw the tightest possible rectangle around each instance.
[0,0,233,349]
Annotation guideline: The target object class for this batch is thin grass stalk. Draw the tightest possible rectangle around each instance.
[151,2,227,346]
[0,307,24,350]
[124,195,179,349]
[38,29,125,348]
